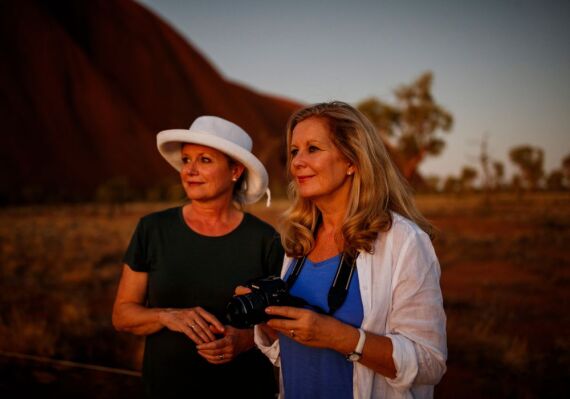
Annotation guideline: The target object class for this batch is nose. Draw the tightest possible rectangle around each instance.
[291,151,306,170]
[182,160,198,175]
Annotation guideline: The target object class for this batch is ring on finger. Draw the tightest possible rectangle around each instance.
[189,323,197,329]
[289,329,295,338]
[218,354,225,360]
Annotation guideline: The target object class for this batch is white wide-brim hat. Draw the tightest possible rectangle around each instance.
[157,116,269,204]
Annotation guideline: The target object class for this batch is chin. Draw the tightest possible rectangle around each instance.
[297,189,321,200]
[184,189,208,201]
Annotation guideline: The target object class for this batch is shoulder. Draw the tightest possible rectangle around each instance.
[138,206,180,227]
[371,212,434,257]
[388,212,437,262]
[242,213,278,236]
[389,212,430,242]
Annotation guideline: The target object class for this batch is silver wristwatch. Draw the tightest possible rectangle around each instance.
[346,328,366,362]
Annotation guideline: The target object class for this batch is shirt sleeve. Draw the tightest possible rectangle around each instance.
[385,229,447,390]
[122,218,150,272]
[254,325,281,367]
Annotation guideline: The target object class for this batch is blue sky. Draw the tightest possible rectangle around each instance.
[137,0,569,181]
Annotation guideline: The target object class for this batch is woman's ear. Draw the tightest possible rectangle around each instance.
[347,163,356,176]
[232,163,246,181]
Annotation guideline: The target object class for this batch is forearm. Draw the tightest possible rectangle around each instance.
[112,302,165,335]
[328,322,396,379]
[359,333,397,379]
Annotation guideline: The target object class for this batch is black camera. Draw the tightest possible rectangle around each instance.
[226,276,297,328]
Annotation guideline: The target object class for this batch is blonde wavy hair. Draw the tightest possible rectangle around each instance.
[281,101,433,258]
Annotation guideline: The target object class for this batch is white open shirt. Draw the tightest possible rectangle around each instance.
[255,212,447,399]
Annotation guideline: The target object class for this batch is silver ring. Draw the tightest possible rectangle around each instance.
[290,329,295,338]
[218,354,224,360]
[189,323,197,330]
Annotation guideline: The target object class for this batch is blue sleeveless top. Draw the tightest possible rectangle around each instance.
[280,254,364,398]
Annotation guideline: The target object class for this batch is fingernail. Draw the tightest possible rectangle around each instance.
[265,307,272,313]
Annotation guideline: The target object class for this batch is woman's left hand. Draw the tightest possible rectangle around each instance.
[264,306,353,351]
[196,325,254,364]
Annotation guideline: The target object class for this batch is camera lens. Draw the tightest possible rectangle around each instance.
[226,291,270,328]
[226,296,249,327]
[226,277,293,328]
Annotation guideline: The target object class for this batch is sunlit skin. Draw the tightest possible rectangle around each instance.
[236,116,397,379]
[112,142,255,366]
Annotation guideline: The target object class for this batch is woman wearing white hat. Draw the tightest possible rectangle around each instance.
[112,116,283,398]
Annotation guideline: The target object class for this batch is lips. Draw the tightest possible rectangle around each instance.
[296,175,314,184]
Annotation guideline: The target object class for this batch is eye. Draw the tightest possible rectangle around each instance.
[290,148,299,157]
[308,145,320,153]
[181,156,190,164]
[200,156,211,163]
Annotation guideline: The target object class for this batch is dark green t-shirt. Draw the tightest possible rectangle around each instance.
[123,206,284,398]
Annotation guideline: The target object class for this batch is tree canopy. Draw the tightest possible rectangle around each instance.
[509,145,544,190]
[357,71,453,179]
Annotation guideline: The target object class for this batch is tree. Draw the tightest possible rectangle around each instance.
[357,72,453,179]
[424,175,441,193]
[460,166,478,191]
[492,161,505,190]
[443,176,461,193]
[508,145,544,190]
[478,133,492,190]
[546,170,564,191]
[562,153,570,187]
[511,175,523,192]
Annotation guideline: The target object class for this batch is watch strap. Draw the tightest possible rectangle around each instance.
[346,328,366,361]
[354,327,366,354]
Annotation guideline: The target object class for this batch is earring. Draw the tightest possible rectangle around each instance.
[347,171,353,176]
[232,177,238,182]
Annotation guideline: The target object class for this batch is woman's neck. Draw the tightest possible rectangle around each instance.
[314,189,350,235]
[310,198,349,261]
[318,206,346,236]
[183,197,243,236]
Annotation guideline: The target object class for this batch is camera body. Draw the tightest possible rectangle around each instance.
[226,276,293,328]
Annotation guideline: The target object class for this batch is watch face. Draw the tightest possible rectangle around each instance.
[347,353,361,362]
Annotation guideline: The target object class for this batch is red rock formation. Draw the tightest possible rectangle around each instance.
[0,0,300,202]
[0,0,414,203]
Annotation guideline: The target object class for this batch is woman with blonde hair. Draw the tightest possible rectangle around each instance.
[251,101,447,398]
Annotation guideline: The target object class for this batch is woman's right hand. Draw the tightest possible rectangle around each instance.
[234,285,251,296]
[158,307,225,345]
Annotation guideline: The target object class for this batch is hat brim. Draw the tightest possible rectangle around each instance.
[157,129,268,204]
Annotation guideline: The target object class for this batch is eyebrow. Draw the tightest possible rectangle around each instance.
[181,150,213,156]
[291,139,325,146]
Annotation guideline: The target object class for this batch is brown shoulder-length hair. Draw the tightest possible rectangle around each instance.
[281,101,433,258]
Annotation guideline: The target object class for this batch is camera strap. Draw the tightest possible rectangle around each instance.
[285,251,359,316]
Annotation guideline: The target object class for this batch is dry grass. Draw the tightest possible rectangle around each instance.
[423,192,570,398]
[0,193,568,397]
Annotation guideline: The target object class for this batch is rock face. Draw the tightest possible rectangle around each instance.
[0,0,300,202]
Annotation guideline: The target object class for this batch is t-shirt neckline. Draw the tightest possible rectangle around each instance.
[177,206,247,239]
[306,253,341,268]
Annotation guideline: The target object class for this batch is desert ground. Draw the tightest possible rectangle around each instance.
[0,192,568,398]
